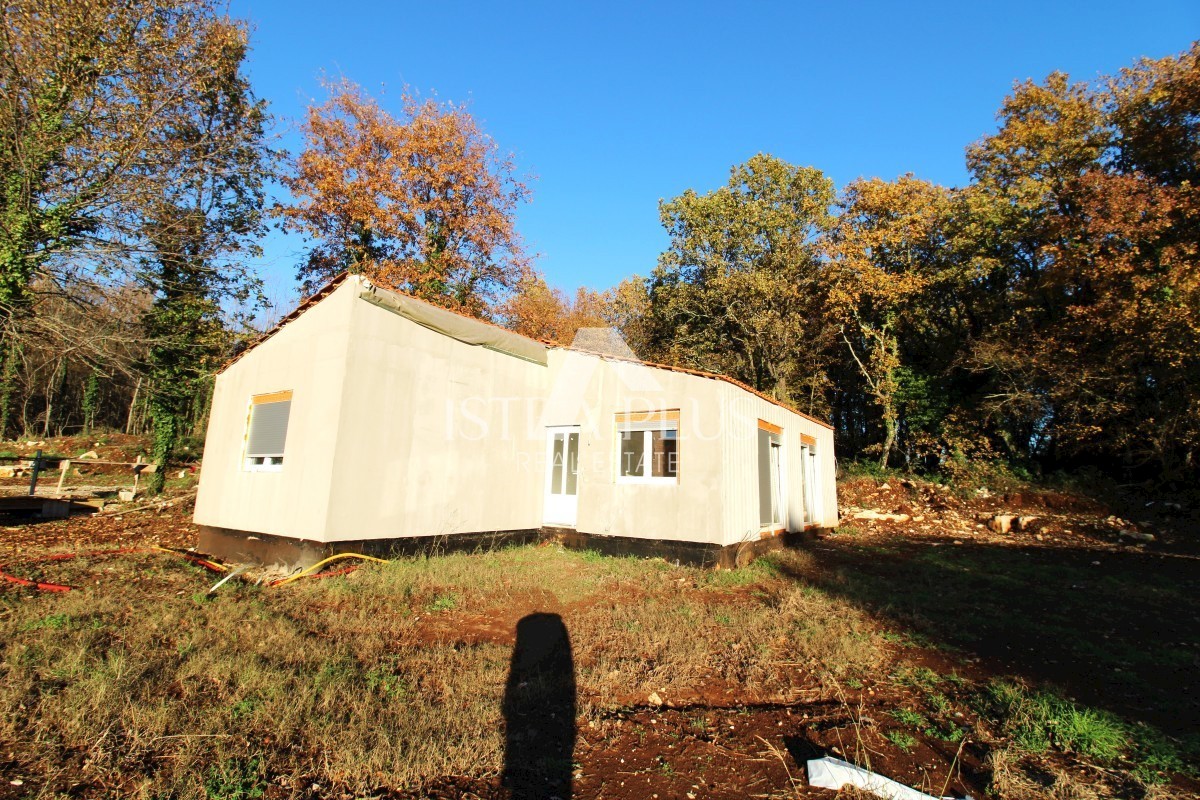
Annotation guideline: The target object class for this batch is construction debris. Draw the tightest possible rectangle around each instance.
[807,756,967,800]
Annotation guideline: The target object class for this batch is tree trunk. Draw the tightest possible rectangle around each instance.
[125,376,142,435]
[0,336,19,441]
[148,404,175,494]
[878,410,898,470]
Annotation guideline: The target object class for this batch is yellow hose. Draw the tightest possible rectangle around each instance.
[272,552,388,586]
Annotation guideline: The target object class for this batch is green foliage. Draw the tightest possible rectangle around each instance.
[889,708,926,729]
[884,730,918,751]
[81,370,100,433]
[204,756,266,800]
[984,680,1129,762]
[428,593,459,612]
[645,154,836,408]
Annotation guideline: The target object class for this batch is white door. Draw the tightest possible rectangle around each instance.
[544,426,580,527]
[801,444,817,525]
[770,442,785,527]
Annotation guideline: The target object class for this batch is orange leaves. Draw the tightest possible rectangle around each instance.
[498,273,611,344]
[278,78,531,316]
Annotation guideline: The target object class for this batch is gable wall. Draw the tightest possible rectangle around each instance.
[321,286,549,540]
[193,280,357,541]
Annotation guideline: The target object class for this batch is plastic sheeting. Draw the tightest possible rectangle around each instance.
[358,283,548,365]
[807,756,968,800]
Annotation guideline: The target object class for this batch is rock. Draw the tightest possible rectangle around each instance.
[988,514,1017,534]
[118,489,136,502]
[0,466,15,478]
[1119,529,1156,542]
[177,469,189,479]
[879,482,891,491]
[78,450,99,460]
[976,487,991,498]
[1015,515,1040,532]
[647,692,663,706]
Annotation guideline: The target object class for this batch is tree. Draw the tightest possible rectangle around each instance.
[136,17,274,492]
[499,272,610,343]
[647,154,836,413]
[0,0,253,439]
[825,176,952,468]
[280,79,530,316]
[961,48,1200,477]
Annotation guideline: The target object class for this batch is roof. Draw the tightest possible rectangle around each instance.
[554,345,834,431]
[219,270,834,431]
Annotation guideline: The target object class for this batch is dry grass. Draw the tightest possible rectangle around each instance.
[0,544,886,798]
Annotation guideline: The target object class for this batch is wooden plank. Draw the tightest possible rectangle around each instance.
[758,419,783,435]
[251,390,293,405]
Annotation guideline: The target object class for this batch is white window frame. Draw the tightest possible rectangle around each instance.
[615,411,679,486]
[244,454,284,473]
[243,391,292,473]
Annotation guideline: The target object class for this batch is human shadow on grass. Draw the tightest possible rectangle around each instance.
[774,539,1200,741]
[503,612,576,800]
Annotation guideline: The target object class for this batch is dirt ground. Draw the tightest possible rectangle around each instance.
[0,467,1196,800]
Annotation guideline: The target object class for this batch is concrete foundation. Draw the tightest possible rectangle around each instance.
[197,525,815,570]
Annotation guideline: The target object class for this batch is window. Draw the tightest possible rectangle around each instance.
[758,420,784,528]
[244,391,292,472]
[616,410,678,484]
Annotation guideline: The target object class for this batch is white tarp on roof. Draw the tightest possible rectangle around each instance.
[358,282,548,366]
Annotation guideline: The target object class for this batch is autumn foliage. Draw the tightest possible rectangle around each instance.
[279,79,531,315]
[0,1,1194,489]
[611,44,1200,481]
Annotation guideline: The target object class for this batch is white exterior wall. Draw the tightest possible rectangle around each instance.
[195,279,839,549]
[193,280,357,540]
[544,350,729,546]
[542,350,838,547]
[719,383,838,547]
[322,288,548,540]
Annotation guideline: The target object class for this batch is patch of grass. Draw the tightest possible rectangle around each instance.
[229,697,260,720]
[427,592,459,612]
[21,613,71,631]
[704,557,779,587]
[884,730,918,751]
[829,524,863,536]
[983,680,1128,762]
[204,756,266,800]
[892,665,941,691]
[889,708,926,729]
[0,544,888,796]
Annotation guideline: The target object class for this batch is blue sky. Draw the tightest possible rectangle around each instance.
[229,0,1198,308]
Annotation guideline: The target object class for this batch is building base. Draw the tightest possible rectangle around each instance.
[196,525,815,570]
[197,525,543,568]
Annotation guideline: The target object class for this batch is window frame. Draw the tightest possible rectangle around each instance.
[243,390,292,473]
[615,410,679,486]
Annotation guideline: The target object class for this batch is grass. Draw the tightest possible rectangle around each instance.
[0,545,886,798]
[984,679,1151,765]
[884,729,918,752]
